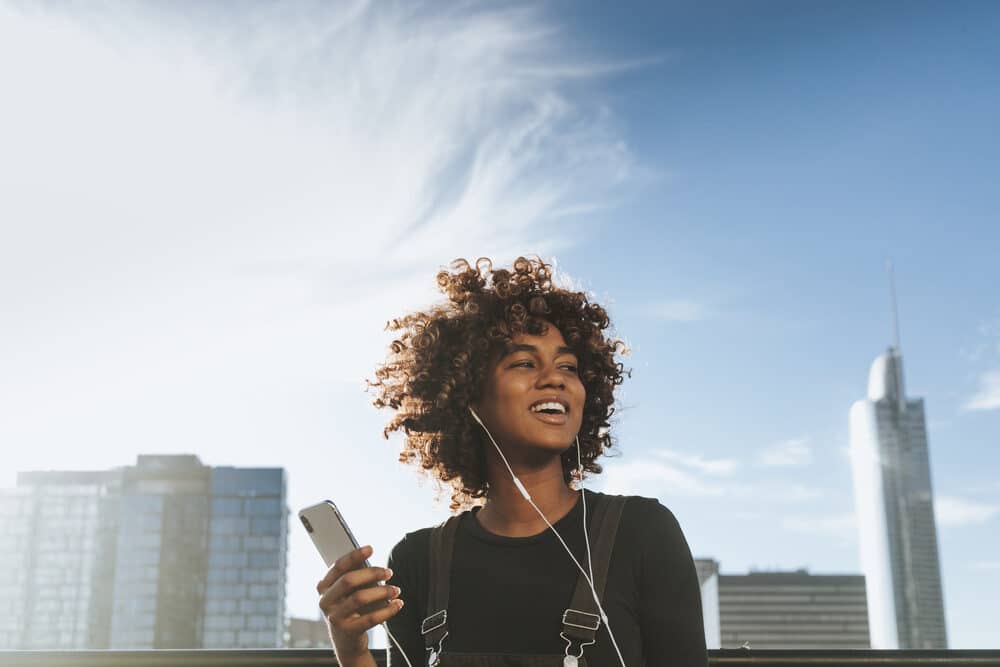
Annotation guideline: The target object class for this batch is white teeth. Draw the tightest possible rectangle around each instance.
[530,401,566,414]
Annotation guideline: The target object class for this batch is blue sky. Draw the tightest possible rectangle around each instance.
[1,0,997,649]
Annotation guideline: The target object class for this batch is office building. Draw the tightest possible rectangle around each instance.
[0,471,120,649]
[718,569,870,649]
[0,455,288,650]
[694,559,721,649]
[110,456,211,648]
[202,467,288,648]
[848,276,948,648]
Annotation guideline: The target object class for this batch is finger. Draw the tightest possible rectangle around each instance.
[329,584,401,622]
[322,565,393,607]
[338,598,404,634]
[316,545,373,594]
[317,544,373,593]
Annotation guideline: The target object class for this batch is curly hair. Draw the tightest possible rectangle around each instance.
[368,256,629,510]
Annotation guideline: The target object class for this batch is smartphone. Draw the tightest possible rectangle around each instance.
[299,500,388,613]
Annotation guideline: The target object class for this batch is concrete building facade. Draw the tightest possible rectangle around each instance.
[718,570,870,649]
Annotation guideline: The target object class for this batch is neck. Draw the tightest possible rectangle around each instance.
[477,457,580,537]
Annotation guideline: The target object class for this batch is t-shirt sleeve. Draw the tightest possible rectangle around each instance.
[637,499,708,667]
[385,531,428,667]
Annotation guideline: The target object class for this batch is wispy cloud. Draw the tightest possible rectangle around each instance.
[962,370,1000,412]
[653,449,739,476]
[971,561,1000,571]
[0,1,643,455]
[643,299,709,322]
[782,512,856,543]
[597,448,826,506]
[771,485,825,503]
[758,437,812,467]
[597,458,732,498]
[0,3,650,620]
[935,496,1000,526]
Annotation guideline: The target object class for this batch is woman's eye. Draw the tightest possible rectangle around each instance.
[509,360,577,371]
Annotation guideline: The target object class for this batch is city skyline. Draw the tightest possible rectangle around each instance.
[3,454,877,651]
[1,1,998,649]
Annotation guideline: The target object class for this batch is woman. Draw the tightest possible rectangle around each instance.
[317,257,707,667]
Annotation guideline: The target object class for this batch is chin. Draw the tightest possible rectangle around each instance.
[525,433,575,452]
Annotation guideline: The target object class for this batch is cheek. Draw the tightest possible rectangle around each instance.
[573,378,587,406]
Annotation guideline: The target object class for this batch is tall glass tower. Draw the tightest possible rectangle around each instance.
[848,269,947,648]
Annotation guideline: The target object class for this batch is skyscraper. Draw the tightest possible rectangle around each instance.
[0,471,120,649]
[848,270,947,648]
[110,455,212,648]
[0,455,288,650]
[202,467,288,648]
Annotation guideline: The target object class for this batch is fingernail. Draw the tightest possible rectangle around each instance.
[384,567,393,579]
[394,599,404,608]
[391,586,401,595]
[363,545,373,555]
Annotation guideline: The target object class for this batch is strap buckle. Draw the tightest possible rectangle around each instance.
[562,609,601,632]
[421,609,448,635]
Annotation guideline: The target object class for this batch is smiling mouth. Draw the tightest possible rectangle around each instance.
[530,410,569,425]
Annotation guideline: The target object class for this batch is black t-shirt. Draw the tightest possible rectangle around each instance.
[385,491,708,666]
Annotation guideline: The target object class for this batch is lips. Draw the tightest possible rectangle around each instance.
[530,410,568,426]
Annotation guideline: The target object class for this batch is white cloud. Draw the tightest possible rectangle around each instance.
[594,448,739,499]
[971,561,1000,571]
[0,2,641,463]
[963,370,1000,412]
[782,512,856,543]
[935,496,1000,526]
[643,299,708,322]
[596,459,731,498]
[770,484,825,503]
[597,449,825,505]
[977,319,1000,338]
[0,2,645,621]
[758,437,812,467]
[652,449,738,476]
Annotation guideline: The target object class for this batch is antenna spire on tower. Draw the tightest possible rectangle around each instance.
[887,260,901,353]
[886,260,906,411]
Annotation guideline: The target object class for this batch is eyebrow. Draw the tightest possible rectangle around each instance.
[501,343,577,359]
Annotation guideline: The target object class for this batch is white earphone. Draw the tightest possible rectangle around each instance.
[468,406,628,667]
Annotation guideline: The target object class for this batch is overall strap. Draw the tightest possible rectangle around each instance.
[423,513,461,649]
[561,492,627,644]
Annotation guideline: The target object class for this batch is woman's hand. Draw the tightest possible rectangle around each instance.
[317,545,404,664]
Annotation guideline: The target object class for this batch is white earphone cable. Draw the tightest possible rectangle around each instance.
[470,407,628,667]
[382,622,413,667]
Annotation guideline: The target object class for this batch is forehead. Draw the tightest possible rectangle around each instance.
[511,322,566,345]
[498,324,576,359]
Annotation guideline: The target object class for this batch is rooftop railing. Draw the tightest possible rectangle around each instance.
[1,649,998,667]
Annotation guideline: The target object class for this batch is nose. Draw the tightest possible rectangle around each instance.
[536,362,566,389]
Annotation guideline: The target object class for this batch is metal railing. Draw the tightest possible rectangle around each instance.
[1,649,998,667]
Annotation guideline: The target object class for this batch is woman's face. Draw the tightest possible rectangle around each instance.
[475,322,586,458]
